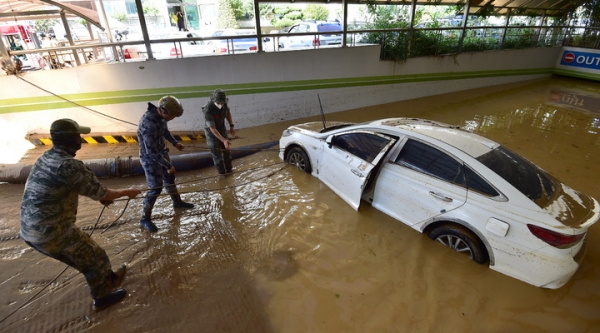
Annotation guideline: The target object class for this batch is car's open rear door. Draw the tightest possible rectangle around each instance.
[317,132,396,210]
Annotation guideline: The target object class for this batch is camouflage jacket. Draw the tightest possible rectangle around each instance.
[202,101,230,134]
[20,146,107,243]
[138,102,178,169]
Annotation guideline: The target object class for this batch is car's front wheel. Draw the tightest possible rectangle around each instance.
[286,147,312,173]
[428,225,488,264]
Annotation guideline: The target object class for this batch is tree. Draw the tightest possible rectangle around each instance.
[580,0,600,27]
[230,0,246,20]
[217,0,239,29]
[34,19,59,35]
[271,5,303,29]
[304,4,329,21]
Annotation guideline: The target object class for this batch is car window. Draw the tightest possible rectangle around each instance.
[317,24,341,33]
[464,165,499,197]
[395,139,465,186]
[331,132,391,163]
[477,145,557,206]
[299,24,309,33]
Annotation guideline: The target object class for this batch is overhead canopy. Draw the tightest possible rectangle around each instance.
[0,0,102,29]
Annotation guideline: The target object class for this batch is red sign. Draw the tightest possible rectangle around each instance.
[563,52,575,63]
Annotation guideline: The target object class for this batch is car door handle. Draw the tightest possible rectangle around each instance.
[429,191,453,202]
[351,169,364,178]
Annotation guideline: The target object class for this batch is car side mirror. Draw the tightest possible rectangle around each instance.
[326,135,334,148]
[263,37,271,42]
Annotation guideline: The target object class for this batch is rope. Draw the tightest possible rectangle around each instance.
[0,160,291,323]
[0,161,290,243]
[0,205,109,324]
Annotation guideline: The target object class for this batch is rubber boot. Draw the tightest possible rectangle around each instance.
[171,194,194,209]
[140,203,158,232]
[93,289,127,311]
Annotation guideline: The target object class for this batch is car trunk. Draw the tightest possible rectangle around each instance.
[543,183,600,229]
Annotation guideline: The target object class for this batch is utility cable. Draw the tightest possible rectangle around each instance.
[15,76,138,127]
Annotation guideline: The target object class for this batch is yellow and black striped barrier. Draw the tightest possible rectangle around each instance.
[31,134,205,146]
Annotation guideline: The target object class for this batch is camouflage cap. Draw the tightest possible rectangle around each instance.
[212,89,227,103]
[50,119,91,134]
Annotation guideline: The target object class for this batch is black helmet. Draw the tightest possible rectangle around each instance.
[159,95,184,116]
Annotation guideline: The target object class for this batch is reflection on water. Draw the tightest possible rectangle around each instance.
[1,77,600,332]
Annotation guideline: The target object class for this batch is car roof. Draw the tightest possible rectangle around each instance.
[375,118,500,158]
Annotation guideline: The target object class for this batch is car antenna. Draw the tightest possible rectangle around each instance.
[317,93,327,130]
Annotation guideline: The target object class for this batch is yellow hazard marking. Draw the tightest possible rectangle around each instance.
[179,135,192,141]
[104,136,120,144]
[83,137,98,144]
[122,136,138,143]
[39,138,53,145]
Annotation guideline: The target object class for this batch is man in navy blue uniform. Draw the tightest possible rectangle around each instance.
[138,96,194,233]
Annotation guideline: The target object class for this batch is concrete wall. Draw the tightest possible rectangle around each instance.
[0,45,560,137]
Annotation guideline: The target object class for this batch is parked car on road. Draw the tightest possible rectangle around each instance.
[278,21,342,49]
[279,117,599,288]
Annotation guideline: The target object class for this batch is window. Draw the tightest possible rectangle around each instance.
[465,166,499,197]
[125,1,138,15]
[395,139,465,185]
[331,132,391,163]
[477,145,557,206]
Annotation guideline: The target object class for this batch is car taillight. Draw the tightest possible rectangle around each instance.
[124,49,131,59]
[249,45,257,51]
[170,48,181,56]
[527,224,585,249]
[218,47,227,53]
[312,38,320,46]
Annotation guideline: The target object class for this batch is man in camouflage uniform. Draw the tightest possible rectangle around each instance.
[202,88,236,175]
[20,118,141,311]
[138,95,194,233]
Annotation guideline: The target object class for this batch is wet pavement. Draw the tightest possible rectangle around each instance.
[1,76,600,332]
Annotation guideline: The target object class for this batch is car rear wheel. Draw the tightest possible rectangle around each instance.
[286,147,312,173]
[428,225,487,264]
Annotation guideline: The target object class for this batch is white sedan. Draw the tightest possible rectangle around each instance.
[279,118,599,288]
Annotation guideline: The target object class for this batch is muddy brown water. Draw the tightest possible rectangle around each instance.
[1,77,600,332]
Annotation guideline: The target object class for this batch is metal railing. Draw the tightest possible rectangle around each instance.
[4,24,596,72]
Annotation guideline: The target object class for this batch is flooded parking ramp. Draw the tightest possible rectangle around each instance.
[1,76,600,332]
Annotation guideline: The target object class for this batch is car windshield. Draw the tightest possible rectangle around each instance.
[477,145,558,207]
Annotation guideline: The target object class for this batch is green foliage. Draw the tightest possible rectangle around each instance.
[143,6,159,16]
[259,4,274,19]
[273,18,297,29]
[230,0,249,20]
[34,19,59,34]
[362,5,411,60]
[112,12,127,22]
[271,5,303,29]
[217,0,239,29]
[304,4,329,21]
[581,0,600,27]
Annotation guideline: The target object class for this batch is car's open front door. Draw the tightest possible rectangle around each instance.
[317,131,396,210]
